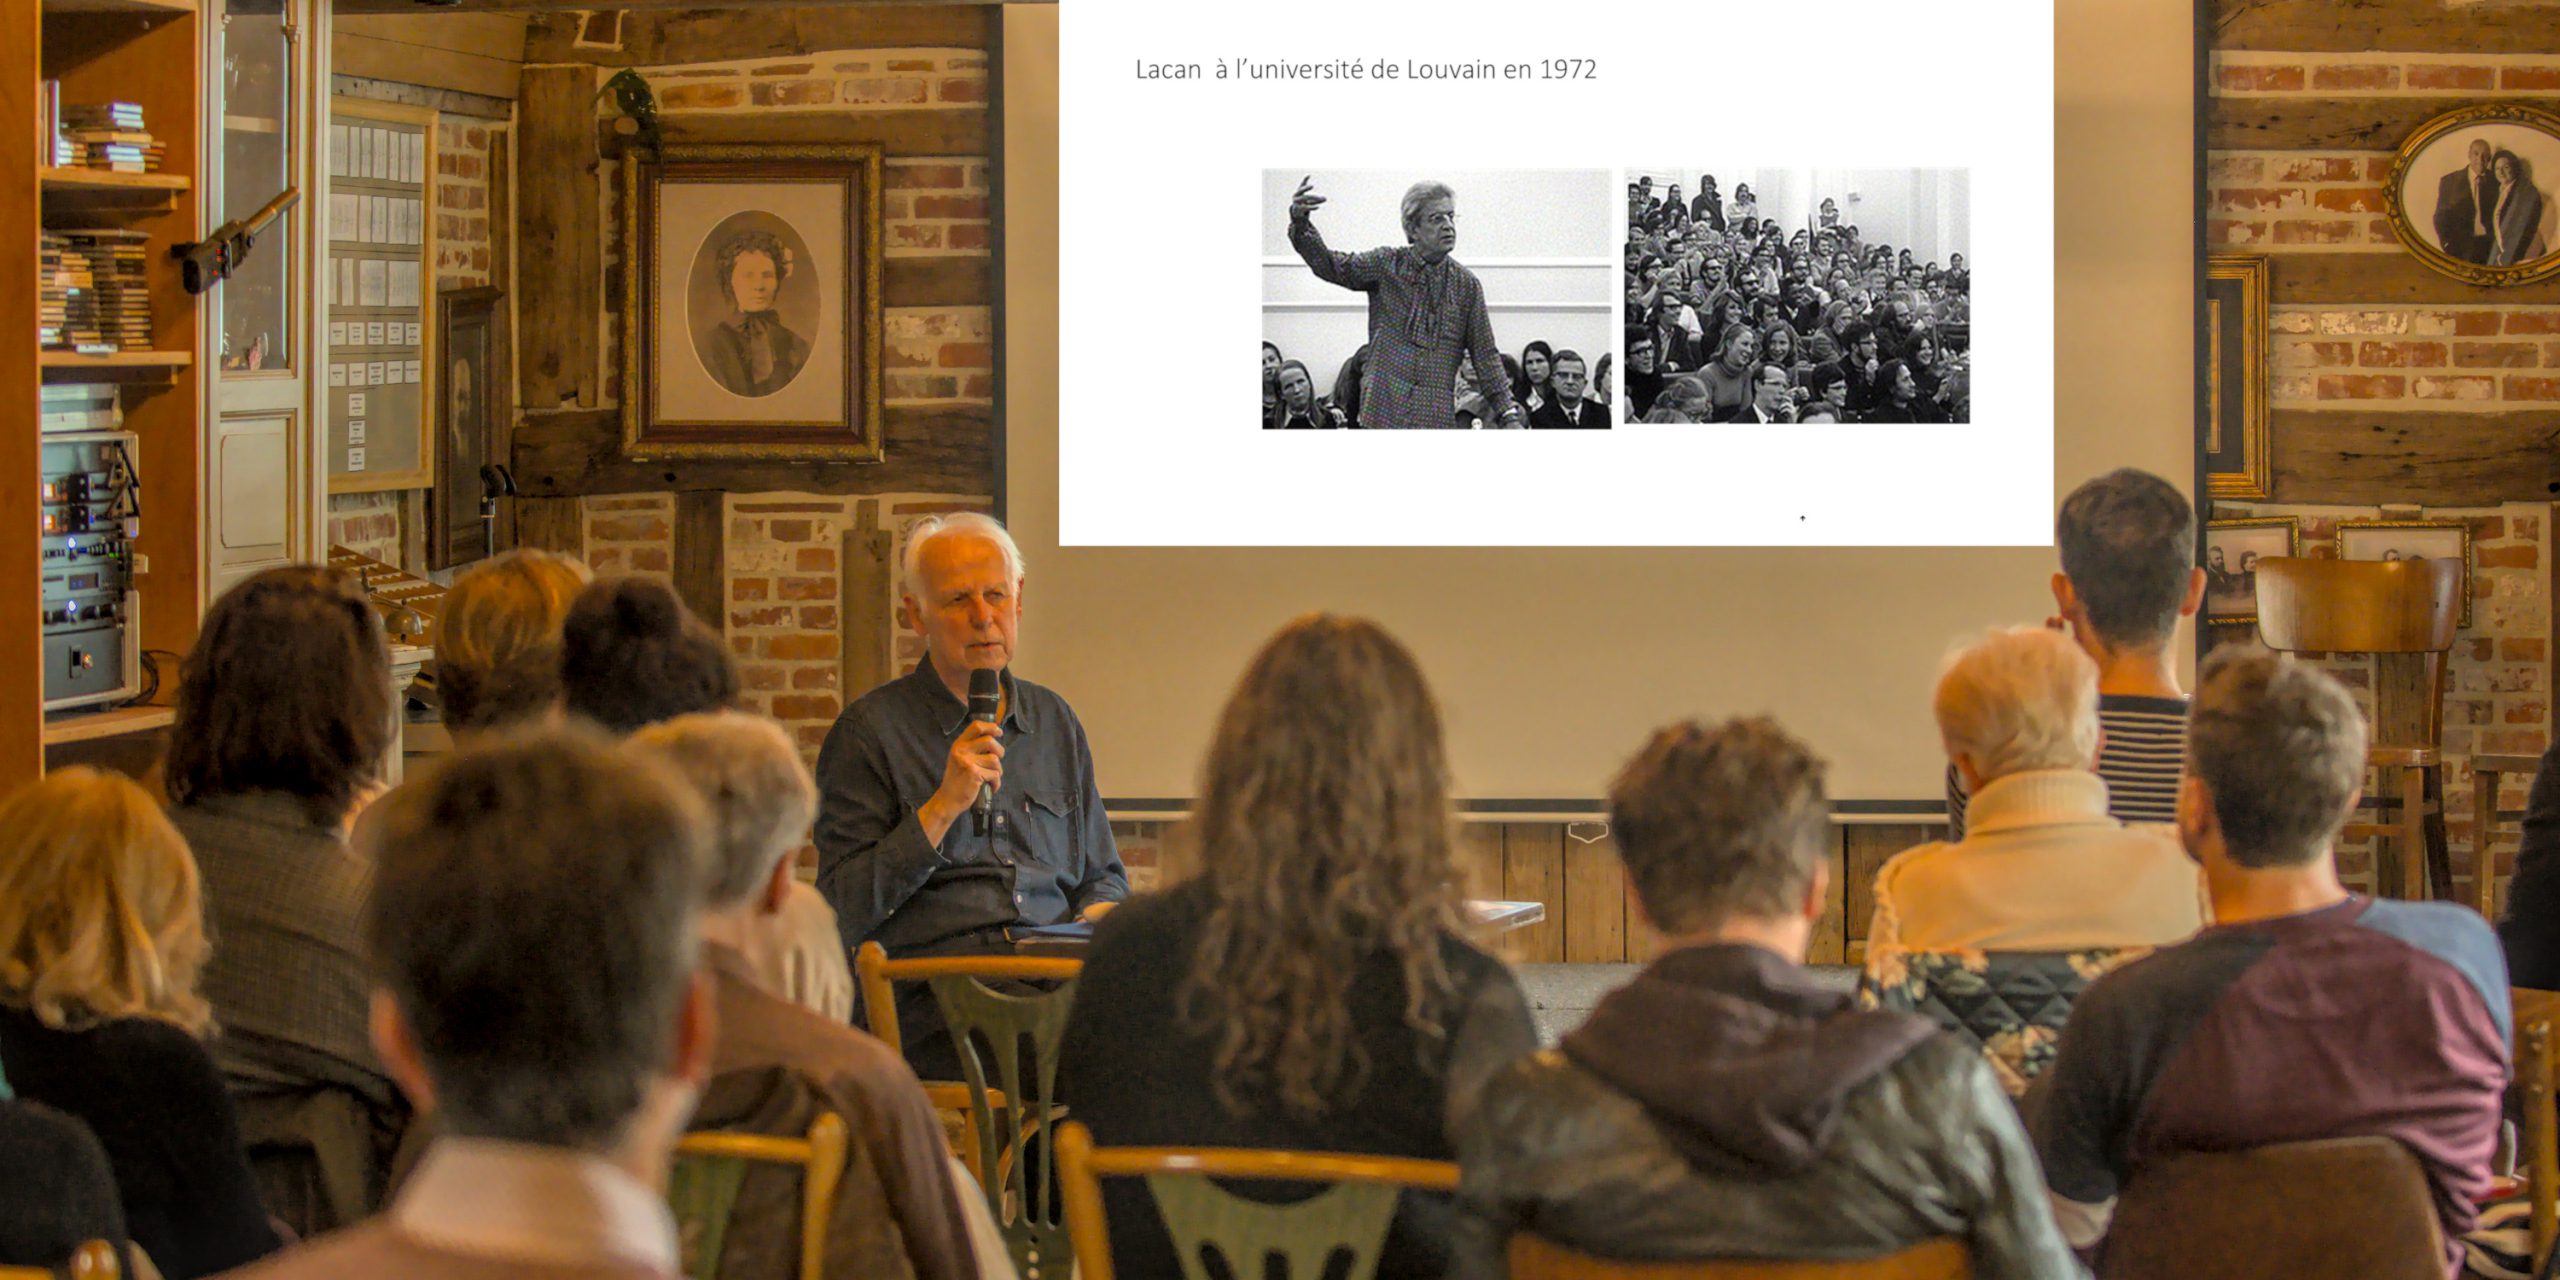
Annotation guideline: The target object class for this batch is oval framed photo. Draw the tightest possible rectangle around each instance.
[2385,102,2560,288]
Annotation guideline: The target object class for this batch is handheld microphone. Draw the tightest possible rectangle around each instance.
[968,667,1001,836]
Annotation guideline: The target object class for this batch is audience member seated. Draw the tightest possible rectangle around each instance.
[2028,649,2509,1273]
[430,548,590,736]
[2498,731,2560,989]
[558,575,851,1024]
[1454,717,2079,1276]
[0,769,282,1279]
[628,713,980,1280]
[163,565,405,1230]
[225,726,715,1279]
[1948,468,2202,839]
[1057,615,1537,1280]
[1526,350,1604,429]
[0,1082,127,1272]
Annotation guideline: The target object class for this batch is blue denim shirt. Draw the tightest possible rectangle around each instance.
[814,659,1126,955]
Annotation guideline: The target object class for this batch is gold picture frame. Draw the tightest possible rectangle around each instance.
[2335,518,2473,628]
[2203,516,2299,627]
[2383,103,2560,288]
[619,143,885,461]
[2205,255,2269,500]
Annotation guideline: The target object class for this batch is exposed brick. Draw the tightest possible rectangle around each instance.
[2505,376,2560,400]
[2278,340,2355,369]
[631,547,670,572]
[2412,376,2497,400]
[2310,64,2398,92]
[2358,341,2446,368]
[771,694,841,722]
[2219,64,2305,92]
[769,519,813,543]
[888,373,960,400]
[742,663,787,692]
[948,224,989,251]
[799,605,838,630]
[2318,374,2406,399]
[2510,314,2560,335]
[795,547,837,572]
[777,576,832,602]
[2479,545,2538,569]
[886,58,934,71]
[2273,157,2364,184]
[843,77,929,105]
[796,724,831,752]
[767,633,839,661]
[889,163,968,190]
[961,374,995,400]
[2518,516,2542,540]
[751,79,837,107]
[2415,312,2505,337]
[2454,698,2497,726]
[888,343,934,369]
[2272,220,2360,245]
[2409,64,2496,91]
[2512,701,2550,725]
[2208,156,2265,183]
[661,83,745,110]
[2215,187,2302,213]
[2210,219,2268,246]
[732,606,792,628]
[590,515,669,542]
[890,224,946,250]
[2470,516,2508,541]
[2312,187,2386,214]
[751,62,816,76]
[2506,66,2560,90]
[791,667,839,691]
[2454,342,2540,368]
[2485,730,2547,755]
[734,577,771,602]
[2506,639,2550,663]
[914,194,988,220]
[731,634,755,656]
[939,341,993,369]
[937,77,986,104]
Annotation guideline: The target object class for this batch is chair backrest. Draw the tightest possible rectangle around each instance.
[0,1242,121,1280]
[2514,1000,2559,1276]
[669,1111,849,1280]
[1507,1233,1970,1279]
[856,943,1083,1278]
[2254,557,2463,748]
[2096,1136,2445,1280]
[1857,946,2148,1097]
[1055,1120,1460,1280]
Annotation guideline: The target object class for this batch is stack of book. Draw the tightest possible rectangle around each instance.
[39,383,122,434]
[38,234,68,348]
[59,102,161,174]
[59,230,153,350]
[38,232,103,351]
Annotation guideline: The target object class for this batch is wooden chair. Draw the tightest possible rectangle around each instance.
[1507,1235,1969,1279]
[669,1111,848,1280]
[857,942,1082,1278]
[2475,752,2542,917]
[2095,1136,2446,1279]
[1055,1120,1460,1280]
[2255,557,2463,901]
[0,1242,121,1280]
[2514,989,2560,1275]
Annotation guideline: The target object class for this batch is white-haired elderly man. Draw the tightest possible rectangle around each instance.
[813,512,1126,1079]
[1288,176,1523,429]
[1867,626,2207,957]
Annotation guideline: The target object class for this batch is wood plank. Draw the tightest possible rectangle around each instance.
[1808,834,1848,967]
[2,0,40,786]
[2213,0,2560,55]
[2269,410,2560,506]
[1502,824,1564,965]
[1452,821,1512,960]
[1561,828,1626,964]
[633,108,987,159]
[511,405,993,498]
[522,4,993,65]
[1842,824,1934,946]
[44,0,192,12]
[334,32,521,102]
[513,495,585,559]
[2264,252,2560,306]
[516,65,600,412]
[331,74,515,120]
[38,166,187,192]
[672,491,724,626]
[336,14,528,63]
[1624,869,1663,964]
[2210,97,2478,153]
[886,256,992,308]
[840,504,896,702]
[38,349,191,370]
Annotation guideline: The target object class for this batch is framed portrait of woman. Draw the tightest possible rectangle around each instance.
[2384,103,2560,288]
[620,143,884,460]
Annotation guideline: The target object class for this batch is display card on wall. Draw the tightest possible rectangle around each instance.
[325,98,437,493]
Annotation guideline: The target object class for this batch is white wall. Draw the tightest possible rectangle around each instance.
[1261,169,1615,400]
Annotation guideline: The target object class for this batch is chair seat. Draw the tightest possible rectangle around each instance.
[1508,1233,1970,1279]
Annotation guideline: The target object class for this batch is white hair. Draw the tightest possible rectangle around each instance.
[902,511,1025,604]
[624,711,816,909]
[1400,180,1455,240]
[1933,626,2102,784]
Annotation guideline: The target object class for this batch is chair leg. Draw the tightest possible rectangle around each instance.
[2477,767,2507,920]
[2424,765,2454,903]
[2400,766,2430,902]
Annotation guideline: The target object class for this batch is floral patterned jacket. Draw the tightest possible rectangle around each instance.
[1858,946,2150,1097]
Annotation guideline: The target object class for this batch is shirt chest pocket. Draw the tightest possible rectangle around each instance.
[1018,789,1080,870]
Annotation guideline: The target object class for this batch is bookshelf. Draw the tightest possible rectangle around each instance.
[5,0,203,784]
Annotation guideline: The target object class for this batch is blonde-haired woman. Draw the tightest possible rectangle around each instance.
[1057,615,1536,1279]
[432,547,591,735]
[0,769,282,1279]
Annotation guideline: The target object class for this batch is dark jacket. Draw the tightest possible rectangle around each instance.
[1058,879,1538,1280]
[1528,397,1606,430]
[0,1096,127,1270]
[1453,944,2084,1279]
[2499,734,2560,989]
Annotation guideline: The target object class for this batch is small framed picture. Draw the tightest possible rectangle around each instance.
[2204,517,2300,625]
[2335,518,2473,627]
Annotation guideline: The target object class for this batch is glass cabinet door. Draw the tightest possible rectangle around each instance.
[217,0,293,374]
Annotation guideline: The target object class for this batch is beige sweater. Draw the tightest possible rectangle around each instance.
[1867,770,2209,954]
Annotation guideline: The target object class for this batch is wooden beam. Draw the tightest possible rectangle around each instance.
[510,405,993,497]
[513,495,586,559]
[2265,252,2560,306]
[885,256,989,307]
[615,107,986,158]
[332,74,515,119]
[672,491,724,626]
[341,0,1018,13]
[2214,0,2560,55]
[516,65,601,412]
[2269,410,2560,506]
[2210,97,2478,153]
[337,13,528,61]
[520,4,992,65]
[334,17,526,101]
[1502,825,1564,965]
[839,503,895,703]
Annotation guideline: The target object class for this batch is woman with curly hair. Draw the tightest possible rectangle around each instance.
[1057,615,1535,1279]
[431,548,590,737]
[0,769,283,1278]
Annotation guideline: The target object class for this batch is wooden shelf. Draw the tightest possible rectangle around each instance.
[40,704,173,746]
[222,114,282,135]
[40,349,193,377]
[40,166,187,193]
[43,0,196,14]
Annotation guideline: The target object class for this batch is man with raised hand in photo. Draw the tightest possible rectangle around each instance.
[1287,176,1523,430]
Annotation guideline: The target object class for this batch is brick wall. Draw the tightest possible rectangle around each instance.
[326,490,403,564]
[2269,305,2560,408]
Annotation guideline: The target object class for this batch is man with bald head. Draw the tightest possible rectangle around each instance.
[2436,137,2498,264]
[815,512,1125,1075]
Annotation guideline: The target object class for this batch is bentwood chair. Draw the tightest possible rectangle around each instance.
[857,942,1083,1278]
[1056,1120,1461,1280]
[2514,990,2560,1276]
[2096,1136,2446,1279]
[2255,556,2463,901]
[0,1242,122,1280]
[1506,1235,1970,1279]
[669,1111,848,1280]
[2475,752,2543,917]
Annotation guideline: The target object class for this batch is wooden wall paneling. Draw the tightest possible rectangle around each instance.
[1808,830,1849,967]
[672,491,724,624]
[1560,826,1626,964]
[1453,821,1511,959]
[335,15,528,101]
[1843,823,1937,955]
[2213,0,2560,54]
[2,0,39,784]
[2265,254,2560,307]
[2210,98,2485,153]
[2269,411,2560,506]
[512,405,991,498]
[887,257,990,308]
[1502,824,1565,964]
[1624,862,1663,964]
[515,64,599,412]
[520,5,991,65]
[512,494,585,559]
[639,109,986,157]
[839,502,895,702]
[332,77,515,122]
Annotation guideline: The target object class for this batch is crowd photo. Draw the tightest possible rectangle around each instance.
[1262,169,1617,430]
[1622,168,1974,425]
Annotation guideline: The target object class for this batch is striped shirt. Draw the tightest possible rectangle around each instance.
[1287,214,1515,430]
[1945,694,2189,840]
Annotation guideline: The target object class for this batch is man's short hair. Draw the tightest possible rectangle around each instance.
[1625,325,1655,353]
[1805,363,1847,396]
[1935,626,2101,783]
[360,726,712,1149]
[560,577,739,736]
[627,712,818,910]
[1841,321,1876,347]
[1609,717,1831,934]
[1399,180,1456,239]
[2056,468,2197,650]
[1549,349,1586,374]
[2188,648,2367,868]
[903,511,1025,604]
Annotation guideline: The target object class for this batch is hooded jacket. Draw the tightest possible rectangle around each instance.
[1451,944,2085,1279]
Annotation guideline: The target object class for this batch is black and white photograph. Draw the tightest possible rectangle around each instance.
[1262,169,1615,430]
[2337,519,2473,627]
[1624,168,1971,424]
[2388,104,2560,286]
[2203,517,2298,624]
[690,213,817,399]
